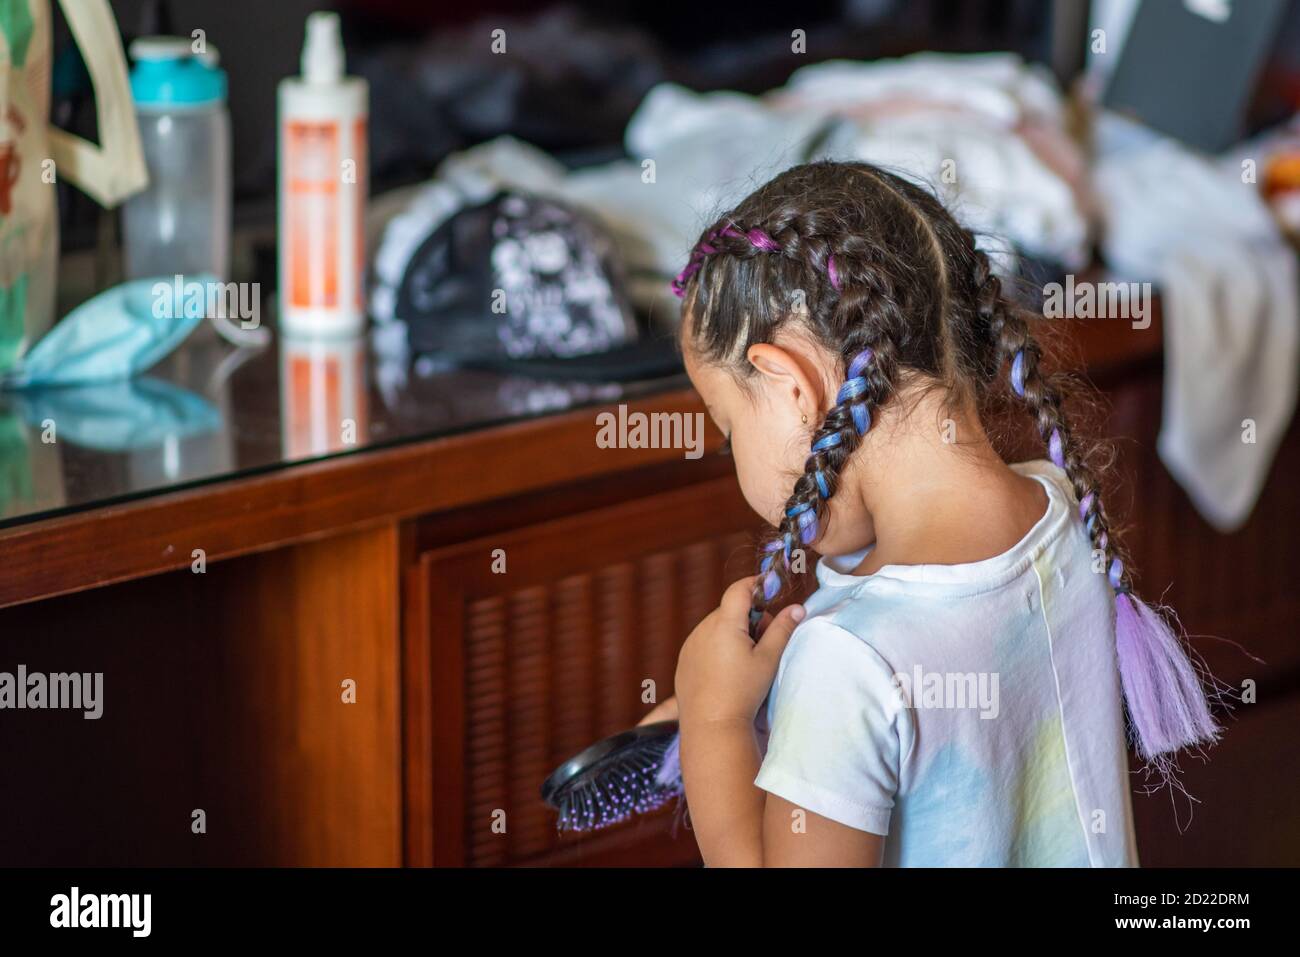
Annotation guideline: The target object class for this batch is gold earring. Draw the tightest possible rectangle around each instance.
[801,413,808,424]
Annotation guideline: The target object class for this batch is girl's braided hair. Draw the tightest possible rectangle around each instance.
[674,160,1218,772]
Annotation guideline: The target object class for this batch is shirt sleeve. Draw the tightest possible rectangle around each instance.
[754,615,908,836]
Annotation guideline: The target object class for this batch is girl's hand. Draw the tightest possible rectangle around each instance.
[674,576,806,726]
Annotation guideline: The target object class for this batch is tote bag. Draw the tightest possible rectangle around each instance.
[0,0,146,372]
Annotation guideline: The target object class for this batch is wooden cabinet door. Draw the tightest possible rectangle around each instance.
[405,476,760,866]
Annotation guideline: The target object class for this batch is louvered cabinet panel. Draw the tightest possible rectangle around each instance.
[409,476,758,866]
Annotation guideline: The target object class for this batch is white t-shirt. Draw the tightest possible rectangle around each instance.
[755,460,1138,867]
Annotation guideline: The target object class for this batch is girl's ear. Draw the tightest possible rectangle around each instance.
[747,343,827,424]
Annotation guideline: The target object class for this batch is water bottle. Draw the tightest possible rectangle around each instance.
[122,37,231,283]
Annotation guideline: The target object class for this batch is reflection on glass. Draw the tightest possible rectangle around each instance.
[0,407,42,519]
[0,375,223,521]
[280,335,369,458]
[10,377,220,451]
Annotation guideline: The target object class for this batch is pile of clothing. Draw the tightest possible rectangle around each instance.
[374,53,1089,325]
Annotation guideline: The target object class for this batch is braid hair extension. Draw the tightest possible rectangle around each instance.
[970,246,1221,775]
[751,342,897,632]
[971,247,1128,578]
[674,161,1219,783]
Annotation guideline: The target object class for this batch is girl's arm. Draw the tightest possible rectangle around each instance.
[675,577,886,867]
[679,717,766,866]
[681,715,883,866]
[763,794,885,866]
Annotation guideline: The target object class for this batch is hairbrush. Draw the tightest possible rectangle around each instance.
[541,610,765,833]
[540,720,684,832]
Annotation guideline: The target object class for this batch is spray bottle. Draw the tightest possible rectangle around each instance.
[277,12,368,337]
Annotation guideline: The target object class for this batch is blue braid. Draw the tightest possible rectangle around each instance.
[810,432,842,453]
[808,347,875,492]
[839,348,874,437]
[754,347,879,614]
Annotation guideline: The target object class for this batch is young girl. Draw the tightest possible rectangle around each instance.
[662,160,1220,867]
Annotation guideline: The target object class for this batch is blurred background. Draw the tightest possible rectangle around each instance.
[38,0,1293,258]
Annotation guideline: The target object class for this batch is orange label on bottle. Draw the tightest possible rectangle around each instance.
[354,116,367,311]
[285,121,340,309]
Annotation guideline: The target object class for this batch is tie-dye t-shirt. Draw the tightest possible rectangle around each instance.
[754,460,1138,867]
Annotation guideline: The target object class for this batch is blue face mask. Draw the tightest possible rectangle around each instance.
[0,275,212,390]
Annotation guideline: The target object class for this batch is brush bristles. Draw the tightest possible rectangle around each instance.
[553,735,683,833]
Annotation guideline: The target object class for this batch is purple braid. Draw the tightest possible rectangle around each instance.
[672,224,789,298]
[978,247,1220,768]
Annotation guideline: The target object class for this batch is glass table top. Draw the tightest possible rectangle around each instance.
[0,323,688,531]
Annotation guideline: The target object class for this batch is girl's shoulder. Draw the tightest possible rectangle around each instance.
[1010,457,1078,505]
[789,589,930,684]
[772,610,910,727]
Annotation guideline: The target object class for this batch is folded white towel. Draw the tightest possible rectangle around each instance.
[1094,113,1299,531]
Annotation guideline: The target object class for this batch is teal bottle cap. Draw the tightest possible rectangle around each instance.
[129,36,227,107]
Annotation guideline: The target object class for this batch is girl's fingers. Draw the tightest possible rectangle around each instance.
[719,575,760,623]
[754,603,805,666]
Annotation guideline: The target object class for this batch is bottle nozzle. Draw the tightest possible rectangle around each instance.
[301,11,344,84]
